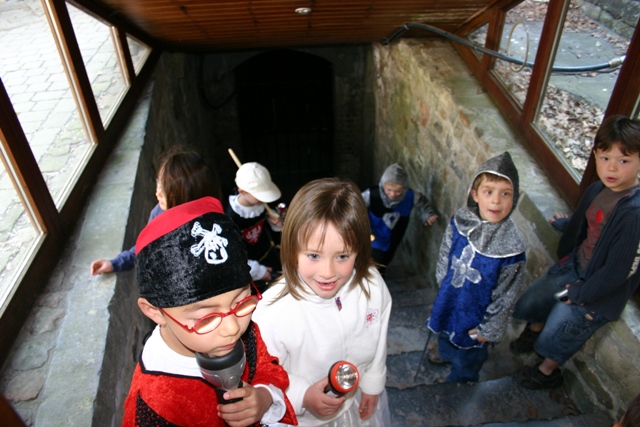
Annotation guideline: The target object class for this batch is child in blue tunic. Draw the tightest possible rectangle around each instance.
[427,152,526,383]
[361,163,438,274]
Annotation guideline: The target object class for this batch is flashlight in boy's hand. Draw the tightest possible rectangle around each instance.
[324,361,359,398]
[554,288,569,302]
[196,340,245,404]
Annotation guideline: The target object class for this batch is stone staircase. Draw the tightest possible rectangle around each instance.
[383,264,614,427]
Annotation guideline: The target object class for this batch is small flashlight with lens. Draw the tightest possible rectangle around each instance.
[196,340,246,404]
[554,288,569,302]
[324,361,360,398]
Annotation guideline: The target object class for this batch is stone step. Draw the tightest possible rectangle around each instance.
[387,319,527,382]
[386,374,613,426]
[476,412,613,426]
[383,267,613,427]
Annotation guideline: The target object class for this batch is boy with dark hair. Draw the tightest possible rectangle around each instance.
[511,115,640,389]
[428,152,527,383]
[122,197,296,426]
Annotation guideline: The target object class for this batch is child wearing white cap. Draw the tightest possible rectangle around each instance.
[226,162,283,290]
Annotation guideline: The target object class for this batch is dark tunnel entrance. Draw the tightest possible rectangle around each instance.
[234,50,334,204]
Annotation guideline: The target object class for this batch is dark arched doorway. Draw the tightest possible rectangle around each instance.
[234,50,334,204]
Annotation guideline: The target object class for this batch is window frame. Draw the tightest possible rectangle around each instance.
[0,0,159,365]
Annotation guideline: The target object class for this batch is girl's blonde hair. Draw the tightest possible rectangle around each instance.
[278,178,375,300]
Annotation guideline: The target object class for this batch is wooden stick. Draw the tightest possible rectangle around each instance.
[228,148,242,169]
[227,148,276,217]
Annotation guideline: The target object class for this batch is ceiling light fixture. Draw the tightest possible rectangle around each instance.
[295,7,312,15]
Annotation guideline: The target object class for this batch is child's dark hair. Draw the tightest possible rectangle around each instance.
[594,115,640,155]
[279,178,375,300]
[158,147,222,209]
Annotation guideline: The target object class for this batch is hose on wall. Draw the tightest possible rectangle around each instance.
[383,23,625,74]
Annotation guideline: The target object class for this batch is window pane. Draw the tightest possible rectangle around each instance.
[466,23,489,60]
[535,1,632,179]
[67,3,127,125]
[126,35,151,75]
[493,0,549,107]
[0,148,42,313]
[0,1,94,207]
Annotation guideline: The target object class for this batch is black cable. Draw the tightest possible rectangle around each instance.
[383,23,625,73]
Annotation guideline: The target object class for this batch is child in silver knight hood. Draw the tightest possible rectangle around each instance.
[427,151,526,383]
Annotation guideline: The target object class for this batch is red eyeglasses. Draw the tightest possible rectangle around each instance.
[159,282,262,335]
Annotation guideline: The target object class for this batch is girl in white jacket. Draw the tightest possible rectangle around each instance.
[253,178,392,427]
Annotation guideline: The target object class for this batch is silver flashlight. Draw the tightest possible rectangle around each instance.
[196,340,246,404]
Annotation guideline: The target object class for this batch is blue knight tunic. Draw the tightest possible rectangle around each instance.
[428,152,527,349]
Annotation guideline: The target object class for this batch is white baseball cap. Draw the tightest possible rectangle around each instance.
[235,162,281,203]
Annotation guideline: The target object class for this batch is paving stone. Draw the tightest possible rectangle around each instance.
[387,325,430,355]
[10,340,51,371]
[389,303,429,327]
[4,370,45,402]
[27,307,65,335]
[35,291,65,309]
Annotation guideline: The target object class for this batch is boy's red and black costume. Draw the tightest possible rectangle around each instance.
[123,322,295,426]
[122,197,297,426]
[225,203,281,274]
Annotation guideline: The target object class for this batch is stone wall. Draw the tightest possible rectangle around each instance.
[579,0,640,39]
[370,38,640,420]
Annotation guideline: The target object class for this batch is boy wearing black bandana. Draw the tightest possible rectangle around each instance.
[122,197,297,427]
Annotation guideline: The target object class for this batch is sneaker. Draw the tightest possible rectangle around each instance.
[509,327,540,354]
[516,366,564,389]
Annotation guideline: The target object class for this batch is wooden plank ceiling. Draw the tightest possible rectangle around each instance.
[87,0,495,52]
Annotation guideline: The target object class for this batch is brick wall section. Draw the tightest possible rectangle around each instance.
[371,38,640,420]
[580,0,640,38]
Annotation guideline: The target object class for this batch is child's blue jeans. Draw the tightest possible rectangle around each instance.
[513,251,608,364]
[513,252,584,323]
[438,334,489,383]
[535,301,608,364]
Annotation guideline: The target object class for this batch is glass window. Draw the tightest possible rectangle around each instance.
[466,23,489,60]
[126,35,151,75]
[0,147,42,314]
[493,0,549,107]
[0,2,94,207]
[535,1,632,179]
[67,3,127,125]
